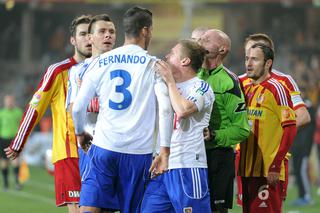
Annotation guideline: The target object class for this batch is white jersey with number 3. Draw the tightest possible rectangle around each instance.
[72,44,169,154]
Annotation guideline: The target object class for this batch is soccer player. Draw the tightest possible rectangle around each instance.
[141,39,214,212]
[240,33,310,128]
[0,95,23,191]
[71,6,173,213]
[239,33,311,201]
[197,29,250,213]
[66,14,116,176]
[5,15,92,213]
[239,43,297,213]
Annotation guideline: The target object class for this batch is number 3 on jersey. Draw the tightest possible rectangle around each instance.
[109,69,132,110]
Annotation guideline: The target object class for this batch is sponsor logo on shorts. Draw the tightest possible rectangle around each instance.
[214,199,225,204]
[68,190,80,198]
[183,207,192,213]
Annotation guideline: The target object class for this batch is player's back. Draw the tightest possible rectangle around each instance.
[86,44,158,154]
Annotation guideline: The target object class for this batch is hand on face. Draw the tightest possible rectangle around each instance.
[156,60,175,85]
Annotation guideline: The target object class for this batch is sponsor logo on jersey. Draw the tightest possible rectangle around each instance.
[247,108,263,118]
[183,207,192,213]
[68,190,80,198]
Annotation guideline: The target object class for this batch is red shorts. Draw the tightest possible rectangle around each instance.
[282,158,289,200]
[54,158,81,206]
[242,177,283,213]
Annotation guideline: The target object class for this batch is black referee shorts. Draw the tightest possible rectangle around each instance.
[0,137,12,159]
[206,147,235,211]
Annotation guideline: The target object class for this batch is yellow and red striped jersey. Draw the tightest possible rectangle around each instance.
[10,57,78,163]
[239,77,296,180]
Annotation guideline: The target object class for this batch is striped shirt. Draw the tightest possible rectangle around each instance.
[238,77,296,180]
[10,57,78,163]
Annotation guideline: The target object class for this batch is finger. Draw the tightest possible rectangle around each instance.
[149,160,157,172]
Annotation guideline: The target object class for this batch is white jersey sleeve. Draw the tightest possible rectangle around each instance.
[187,80,214,112]
[66,64,80,110]
[154,67,173,148]
[72,58,99,135]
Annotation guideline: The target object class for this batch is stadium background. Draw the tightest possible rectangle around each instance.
[0,0,320,212]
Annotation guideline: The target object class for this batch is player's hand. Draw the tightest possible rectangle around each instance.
[203,127,211,141]
[156,60,175,85]
[267,171,280,186]
[5,147,19,160]
[149,147,170,178]
[76,132,93,152]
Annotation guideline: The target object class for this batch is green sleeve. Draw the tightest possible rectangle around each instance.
[215,90,250,147]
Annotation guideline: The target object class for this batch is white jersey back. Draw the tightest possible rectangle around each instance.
[83,44,158,154]
[169,77,214,169]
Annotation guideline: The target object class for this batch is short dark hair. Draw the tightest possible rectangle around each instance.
[245,33,275,52]
[123,6,152,38]
[88,14,112,34]
[69,15,92,37]
[251,43,274,69]
[179,39,207,71]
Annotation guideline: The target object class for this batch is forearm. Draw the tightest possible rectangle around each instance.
[155,82,173,148]
[215,124,250,147]
[295,106,311,128]
[167,83,196,118]
[269,124,297,173]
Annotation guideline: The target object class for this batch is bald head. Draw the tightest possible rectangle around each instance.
[191,27,209,41]
[199,29,231,60]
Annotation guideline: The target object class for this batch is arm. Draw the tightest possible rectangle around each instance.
[267,124,297,185]
[149,63,174,176]
[156,60,197,118]
[295,106,311,128]
[215,88,250,147]
[7,64,62,158]
[72,75,96,150]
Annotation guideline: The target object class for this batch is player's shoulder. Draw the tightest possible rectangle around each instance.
[238,73,248,82]
[47,57,76,74]
[264,77,290,105]
[271,69,299,90]
[210,66,239,93]
[193,78,211,93]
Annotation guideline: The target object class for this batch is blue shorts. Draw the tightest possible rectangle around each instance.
[141,168,211,213]
[80,144,152,212]
[78,148,88,177]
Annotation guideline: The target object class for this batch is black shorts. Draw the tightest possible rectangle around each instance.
[0,138,12,159]
[206,147,235,210]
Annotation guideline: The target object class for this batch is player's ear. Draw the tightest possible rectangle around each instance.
[181,57,191,66]
[70,36,76,46]
[265,59,273,70]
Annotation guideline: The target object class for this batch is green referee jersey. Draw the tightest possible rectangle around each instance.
[198,64,250,149]
[0,107,23,139]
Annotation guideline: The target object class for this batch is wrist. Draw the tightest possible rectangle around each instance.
[76,132,84,136]
[159,147,170,157]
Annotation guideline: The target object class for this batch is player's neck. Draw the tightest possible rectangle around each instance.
[73,53,87,63]
[252,72,271,84]
[123,37,146,50]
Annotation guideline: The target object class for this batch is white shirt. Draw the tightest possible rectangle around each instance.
[66,57,97,136]
[169,77,214,169]
[72,44,173,154]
